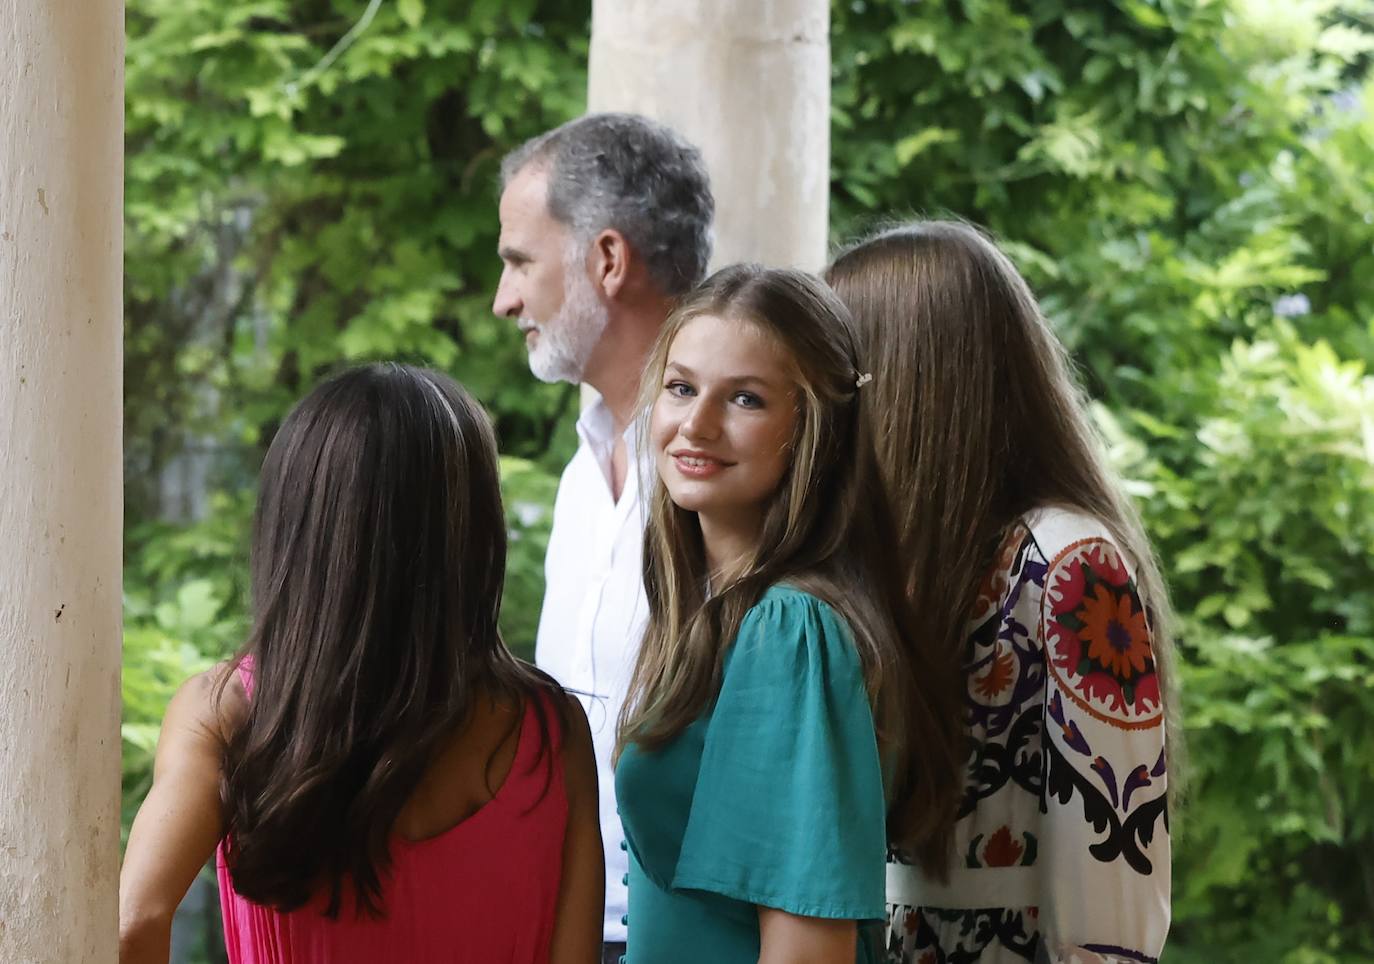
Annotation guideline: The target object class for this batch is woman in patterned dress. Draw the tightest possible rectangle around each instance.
[826,221,1177,964]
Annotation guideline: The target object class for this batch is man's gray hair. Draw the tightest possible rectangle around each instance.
[501,113,715,296]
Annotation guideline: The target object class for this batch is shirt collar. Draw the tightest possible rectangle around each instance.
[575,397,644,495]
[575,397,640,454]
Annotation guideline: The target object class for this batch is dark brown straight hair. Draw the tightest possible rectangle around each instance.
[616,264,965,874]
[219,363,565,918]
[826,221,1183,851]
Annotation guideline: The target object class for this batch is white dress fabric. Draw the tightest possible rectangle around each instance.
[885,507,1170,964]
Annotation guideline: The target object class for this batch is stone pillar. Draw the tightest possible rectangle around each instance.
[0,1,125,960]
[588,0,831,272]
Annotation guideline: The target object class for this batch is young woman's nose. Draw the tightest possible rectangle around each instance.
[680,396,721,441]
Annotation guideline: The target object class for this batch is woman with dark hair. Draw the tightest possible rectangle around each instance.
[613,265,964,964]
[119,364,604,964]
[826,222,1176,964]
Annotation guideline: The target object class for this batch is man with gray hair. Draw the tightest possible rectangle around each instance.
[494,113,714,963]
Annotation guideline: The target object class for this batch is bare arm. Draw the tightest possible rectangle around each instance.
[757,907,856,964]
[119,668,241,964]
[548,693,605,964]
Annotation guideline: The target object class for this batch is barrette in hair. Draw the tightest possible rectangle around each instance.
[855,372,873,389]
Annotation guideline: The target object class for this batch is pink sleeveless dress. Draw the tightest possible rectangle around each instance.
[216,662,568,963]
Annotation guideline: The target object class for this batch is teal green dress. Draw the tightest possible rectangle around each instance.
[614,586,887,964]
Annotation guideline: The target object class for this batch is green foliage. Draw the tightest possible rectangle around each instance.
[121,493,250,843]
[124,0,1374,957]
[1170,632,1374,962]
[1137,333,1374,638]
[499,456,561,662]
[1110,332,1374,960]
[124,0,586,517]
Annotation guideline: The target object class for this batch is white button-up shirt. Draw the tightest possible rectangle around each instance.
[535,400,648,944]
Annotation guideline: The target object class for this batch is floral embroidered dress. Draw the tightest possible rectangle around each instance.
[885,507,1170,964]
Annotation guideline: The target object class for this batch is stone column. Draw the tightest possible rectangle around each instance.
[588,0,831,272]
[0,1,125,960]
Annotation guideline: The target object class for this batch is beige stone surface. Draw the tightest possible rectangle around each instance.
[589,0,830,271]
[0,0,124,959]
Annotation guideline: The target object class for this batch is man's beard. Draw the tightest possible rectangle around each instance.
[526,252,610,385]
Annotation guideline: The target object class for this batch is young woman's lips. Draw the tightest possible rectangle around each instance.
[671,451,730,479]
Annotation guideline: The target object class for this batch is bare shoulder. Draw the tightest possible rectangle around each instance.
[554,691,596,786]
[165,661,249,747]
[556,690,593,752]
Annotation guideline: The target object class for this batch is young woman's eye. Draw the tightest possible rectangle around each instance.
[733,392,763,409]
[665,380,695,398]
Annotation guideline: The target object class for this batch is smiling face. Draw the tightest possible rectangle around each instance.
[650,313,800,537]
[493,164,608,384]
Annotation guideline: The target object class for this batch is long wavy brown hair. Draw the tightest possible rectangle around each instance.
[615,264,965,873]
[825,221,1183,836]
[219,363,565,918]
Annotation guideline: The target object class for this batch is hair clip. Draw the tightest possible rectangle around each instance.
[855,372,873,389]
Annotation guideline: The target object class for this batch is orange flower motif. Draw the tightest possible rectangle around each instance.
[973,650,1016,700]
[982,825,1025,867]
[1079,583,1151,680]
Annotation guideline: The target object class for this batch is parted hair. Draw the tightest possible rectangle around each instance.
[615,264,965,873]
[219,363,565,918]
[825,220,1183,837]
[501,112,715,295]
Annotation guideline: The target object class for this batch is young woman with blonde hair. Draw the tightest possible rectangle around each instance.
[614,265,964,964]
[827,221,1176,964]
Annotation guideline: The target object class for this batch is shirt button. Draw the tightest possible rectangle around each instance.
[621,914,629,925]
[619,840,628,852]
[621,873,629,886]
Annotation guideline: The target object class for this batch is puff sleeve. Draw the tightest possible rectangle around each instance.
[670,589,888,921]
[1038,537,1171,962]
